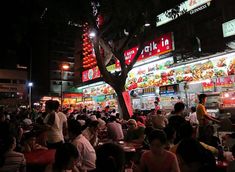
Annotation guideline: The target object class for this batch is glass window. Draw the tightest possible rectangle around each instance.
[0,79,11,83]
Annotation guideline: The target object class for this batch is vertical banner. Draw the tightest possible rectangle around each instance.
[122,91,133,118]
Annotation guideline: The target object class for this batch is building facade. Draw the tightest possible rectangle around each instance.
[0,69,27,106]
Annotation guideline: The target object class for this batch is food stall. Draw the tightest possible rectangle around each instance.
[126,52,235,111]
[77,82,118,111]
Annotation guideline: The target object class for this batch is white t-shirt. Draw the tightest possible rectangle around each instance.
[72,134,96,171]
[44,112,67,143]
[187,112,199,125]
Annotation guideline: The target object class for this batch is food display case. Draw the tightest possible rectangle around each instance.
[219,90,235,108]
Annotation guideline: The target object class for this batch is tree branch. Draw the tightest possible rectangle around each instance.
[99,38,115,65]
[127,32,146,72]
[92,36,115,86]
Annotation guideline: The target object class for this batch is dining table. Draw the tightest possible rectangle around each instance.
[24,149,56,172]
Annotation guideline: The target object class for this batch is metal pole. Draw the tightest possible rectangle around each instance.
[29,86,32,110]
[61,69,63,107]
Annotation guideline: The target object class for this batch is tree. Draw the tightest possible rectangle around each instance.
[85,0,156,119]
[40,0,169,119]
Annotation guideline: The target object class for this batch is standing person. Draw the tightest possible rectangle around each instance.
[168,102,187,143]
[186,107,199,126]
[154,97,160,112]
[53,101,68,140]
[140,130,180,172]
[196,94,220,139]
[44,100,67,149]
[110,109,117,117]
[68,119,96,171]
[0,136,26,172]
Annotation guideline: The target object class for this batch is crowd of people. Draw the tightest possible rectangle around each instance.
[0,94,235,172]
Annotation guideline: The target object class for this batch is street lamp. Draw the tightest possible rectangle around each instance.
[89,31,96,38]
[61,64,70,107]
[28,82,33,110]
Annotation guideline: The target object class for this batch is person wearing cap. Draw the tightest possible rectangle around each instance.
[125,119,145,144]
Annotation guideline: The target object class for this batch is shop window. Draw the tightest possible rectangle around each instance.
[18,80,26,84]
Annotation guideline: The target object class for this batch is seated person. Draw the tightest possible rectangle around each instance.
[176,138,216,172]
[170,123,218,156]
[45,143,79,172]
[140,129,180,172]
[0,136,26,172]
[200,125,220,149]
[152,110,168,129]
[21,132,48,152]
[82,120,99,146]
[68,119,96,171]
[227,144,235,172]
[125,119,145,144]
[93,143,125,172]
[164,125,176,150]
[107,116,124,141]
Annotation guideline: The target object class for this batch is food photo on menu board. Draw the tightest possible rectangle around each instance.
[125,53,235,91]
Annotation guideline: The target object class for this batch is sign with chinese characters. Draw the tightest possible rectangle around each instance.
[156,0,212,27]
[82,66,101,82]
[222,19,235,38]
[116,32,174,67]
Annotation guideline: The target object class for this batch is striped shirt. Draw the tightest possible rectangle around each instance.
[0,151,26,172]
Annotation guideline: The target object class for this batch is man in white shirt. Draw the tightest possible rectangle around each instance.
[44,100,67,149]
[186,107,199,126]
[68,119,96,171]
[107,116,124,141]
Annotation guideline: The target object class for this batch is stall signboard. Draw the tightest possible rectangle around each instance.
[159,84,179,95]
[116,32,174,67]
[76,97,83,102]
[63,93,83,98]
[82,64,117,82]
[156,0,212,27]
[93,95,106,102]
[84,97,93,101]
[82,66,100,82]
[222,19,235,38]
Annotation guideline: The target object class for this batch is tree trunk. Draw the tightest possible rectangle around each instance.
[115,88,131,120]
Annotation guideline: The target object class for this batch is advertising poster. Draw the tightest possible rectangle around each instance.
[122,91,133,117]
